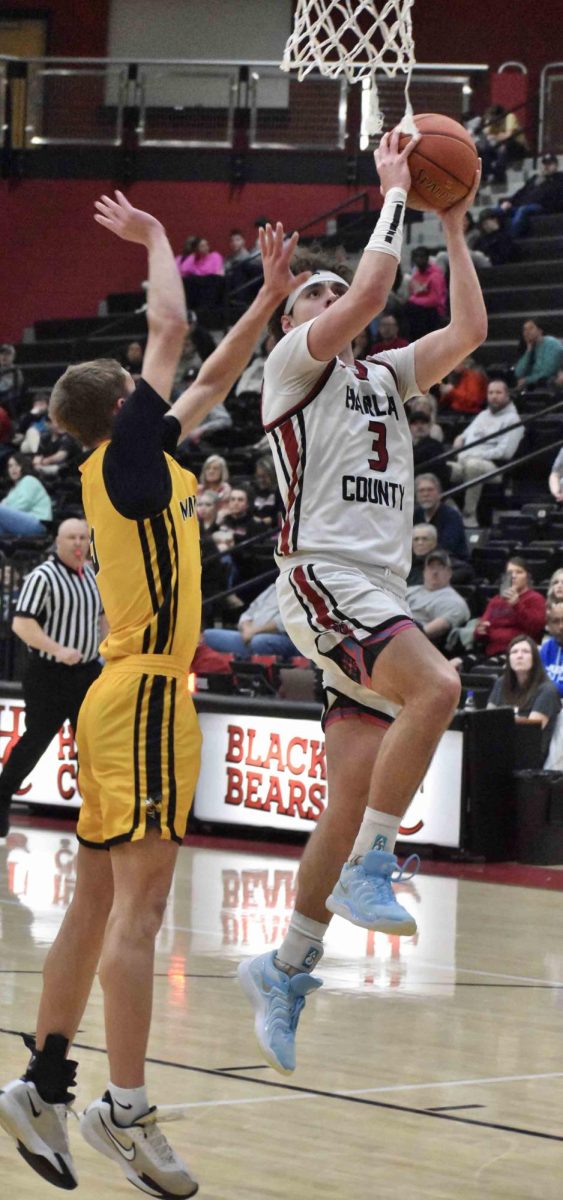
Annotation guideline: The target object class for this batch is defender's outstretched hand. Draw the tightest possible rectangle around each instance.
[259,222,311,301]
[94,190,164,245]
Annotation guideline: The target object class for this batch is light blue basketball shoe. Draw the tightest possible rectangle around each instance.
[325,850,420,934]
[237,951,322,1075]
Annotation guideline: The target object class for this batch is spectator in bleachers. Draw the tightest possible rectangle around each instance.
[214,485,266,599]
[0,453,52,537]
[177,401,232,455]
[407,549,470,648]
[33,416,80,481]
[173,311,216,393]
[488,635,561,762]
[408,408,449,488]
[414,473,469,565]
[473,209,516,266]
[197,490,229,618]
[407,523,438,585]
[547,568,563,607]
[448,378,524,526]
[224,229,250,273]
[407,393,443,440]
[17,392,50,455]
[369,312,409,353]
[0,344,24,418]
[434,211,491,276]
[235,333,274,402]
[351,328,371,358]
[514,319,563,392]
[174,235,197,275]
[176,235,224,278]
[197,454,231,520]
[477,104,527,185]
[251,457,280,529]
[474,556,546,658]
[405,247,447,339]
[548,446,563,503]
[439,356,488,414]
[498,153,563,237]
[0,403,13,461]
[197,489,220,537]
[121,341,145,380]
[203,581,298,660]
[224,230,258,316]
[540,601,563,698]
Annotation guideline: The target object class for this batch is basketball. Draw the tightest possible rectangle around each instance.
[397,113,479,212]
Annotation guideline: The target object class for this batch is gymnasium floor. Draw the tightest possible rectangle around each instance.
[1,821,563,1199]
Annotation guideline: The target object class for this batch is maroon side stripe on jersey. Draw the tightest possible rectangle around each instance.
[278,417,301,555]
[292,565,333,629]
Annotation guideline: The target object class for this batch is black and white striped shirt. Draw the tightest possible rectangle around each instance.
[14,556,102,663]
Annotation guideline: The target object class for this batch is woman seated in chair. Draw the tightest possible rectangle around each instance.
[487,634,561,764]
[0,453,52,539]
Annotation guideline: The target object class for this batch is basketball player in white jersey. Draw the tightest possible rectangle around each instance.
[238,129,487,1074]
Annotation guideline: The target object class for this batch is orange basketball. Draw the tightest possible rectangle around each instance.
[397,113,479,212]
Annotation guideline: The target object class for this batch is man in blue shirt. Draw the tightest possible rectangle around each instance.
[540,602,563,697]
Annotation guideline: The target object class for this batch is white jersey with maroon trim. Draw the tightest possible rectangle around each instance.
[262,319,420,581]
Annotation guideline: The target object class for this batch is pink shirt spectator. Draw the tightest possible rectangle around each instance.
[176,250,224,277]
[408,263,448,318]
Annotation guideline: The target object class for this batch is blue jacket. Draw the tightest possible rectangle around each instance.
[540,638,563,697]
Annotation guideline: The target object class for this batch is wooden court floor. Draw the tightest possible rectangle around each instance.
[2,823,563,1199]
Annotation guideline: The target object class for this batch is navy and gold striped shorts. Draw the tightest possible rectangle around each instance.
[75,657,201,849]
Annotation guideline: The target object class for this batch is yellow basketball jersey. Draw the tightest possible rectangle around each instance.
[80,444,201,669]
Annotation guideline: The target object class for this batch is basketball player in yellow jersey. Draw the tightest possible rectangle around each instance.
[0,191,310,1195]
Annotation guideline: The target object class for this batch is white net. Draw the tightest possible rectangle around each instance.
[281,0,417,136]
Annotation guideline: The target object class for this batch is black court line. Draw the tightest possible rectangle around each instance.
[2,969,563,991]
[215,1065,270,1072]
[427,1104,486,1112]
[1,1027,560,1144]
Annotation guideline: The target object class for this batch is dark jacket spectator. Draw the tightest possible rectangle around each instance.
[0,344,25,418]
[414,473,469,563]
[474,210,516,266]
[409,410,450,489]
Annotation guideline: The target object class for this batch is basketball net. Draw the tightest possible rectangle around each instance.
[281,0,417,138]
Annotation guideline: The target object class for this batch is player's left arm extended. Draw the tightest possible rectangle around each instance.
[413,166,488,394]
[167,224,310,442]
[94,191,187,401]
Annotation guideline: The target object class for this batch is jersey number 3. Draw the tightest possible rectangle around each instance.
[368,420,389,472]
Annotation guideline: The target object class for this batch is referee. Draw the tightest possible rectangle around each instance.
[0,517,103,839]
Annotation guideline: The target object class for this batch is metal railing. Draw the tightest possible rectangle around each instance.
[539,62,563,156]
[0,55,489,154]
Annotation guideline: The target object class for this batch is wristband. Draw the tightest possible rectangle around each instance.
[365,187,407,261]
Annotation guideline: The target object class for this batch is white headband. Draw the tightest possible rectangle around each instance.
[284,270,349,315]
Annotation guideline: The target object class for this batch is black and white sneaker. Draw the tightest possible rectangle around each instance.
[80,1091,198,1197]
[0,1077,77,1189]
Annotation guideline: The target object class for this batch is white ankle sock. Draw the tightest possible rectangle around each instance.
[108,1082,149,1125]
[275,912,328,974]
[349,809,400,861]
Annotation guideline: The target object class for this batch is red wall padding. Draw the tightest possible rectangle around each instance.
[0,179,379,342]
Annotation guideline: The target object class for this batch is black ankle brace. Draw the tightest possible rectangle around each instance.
[21,1032,78,1104]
